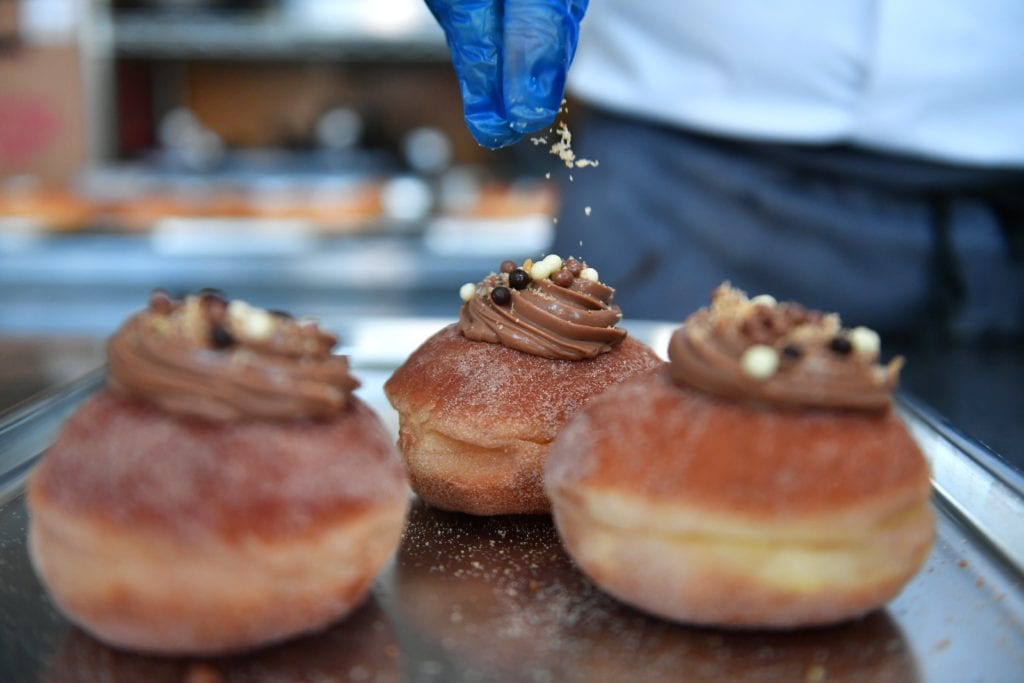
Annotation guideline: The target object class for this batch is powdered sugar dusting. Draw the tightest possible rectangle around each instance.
[388,502,625,679]
[386,326,661,446]
[35,391,408,541]
[547,368,928,516]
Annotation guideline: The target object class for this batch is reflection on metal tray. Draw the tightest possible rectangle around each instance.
[0,320,1022,682]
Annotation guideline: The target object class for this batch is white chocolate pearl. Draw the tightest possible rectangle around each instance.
[741,344,779,381]
[531,262,553,280]
[579,267,599,282]
[541,254,563,271]
[750,294,777,307]
[227,299,251,321]
[242,308,275,340]
[849,326,881,357]
[459,282,477,302]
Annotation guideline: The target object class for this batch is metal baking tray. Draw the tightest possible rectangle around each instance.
[1,319,1022,682]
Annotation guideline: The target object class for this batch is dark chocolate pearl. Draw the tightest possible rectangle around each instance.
[782,344,803,360]
[500,259,517,274]
[508,268,531,290]
[201,293,228,324]
[551,268,574,287]
[490,286,512,306]
[210,324,235,349]
[564,257,583,277]
[829,336,853,355]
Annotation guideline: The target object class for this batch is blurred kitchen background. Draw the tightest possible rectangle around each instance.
[1,0,568,404]
[0,0,559,333]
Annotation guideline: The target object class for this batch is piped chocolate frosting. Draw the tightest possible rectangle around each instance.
[457,256,626,361]
[107,290,359,422]
[668,283,902,411]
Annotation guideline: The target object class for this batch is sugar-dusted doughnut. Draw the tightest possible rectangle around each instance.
[385,256,662,515]
[28,291,408,654]
[546,284,933,628]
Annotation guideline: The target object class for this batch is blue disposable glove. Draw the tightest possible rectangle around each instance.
[426,0,589,148]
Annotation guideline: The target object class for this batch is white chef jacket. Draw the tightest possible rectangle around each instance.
[568,0,1024,167]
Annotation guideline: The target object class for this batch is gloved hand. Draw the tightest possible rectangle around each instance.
[426,0,589,148]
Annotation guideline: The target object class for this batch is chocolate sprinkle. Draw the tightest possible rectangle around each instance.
[210,325,235,349]
[551,268,574,287]
[829,336,853,355]
[564,257,584,277]
[782,344,803,359]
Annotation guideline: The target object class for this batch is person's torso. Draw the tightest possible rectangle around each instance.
[567,0,1024,167]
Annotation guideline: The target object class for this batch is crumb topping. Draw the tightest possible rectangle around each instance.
[668,283,902,411]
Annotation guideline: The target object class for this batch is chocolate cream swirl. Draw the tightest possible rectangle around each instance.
[107,291,359,422]
[458,256,626,360]
[668,283,902,411]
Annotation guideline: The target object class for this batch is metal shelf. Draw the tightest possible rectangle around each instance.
[113,8,449,60]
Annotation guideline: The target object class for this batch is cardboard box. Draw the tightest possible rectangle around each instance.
[0,43,87,182]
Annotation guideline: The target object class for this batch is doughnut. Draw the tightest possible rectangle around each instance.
[385,325,659,515]
[28,291,409,655]
[384,256,663,515]
[545,283,934,628]
[47,599,401,682]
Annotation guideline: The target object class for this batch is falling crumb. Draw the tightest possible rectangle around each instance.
[584,206,592,216]
[959,559,969,568]
[553,218,558,224]
[541,119,599,170]
[934,638,951,652]
[544,172,551,179]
